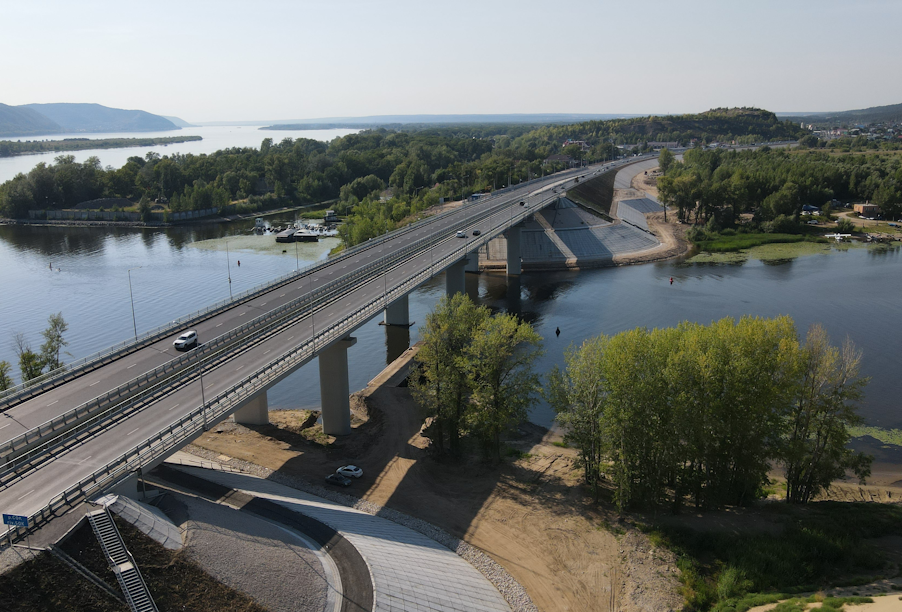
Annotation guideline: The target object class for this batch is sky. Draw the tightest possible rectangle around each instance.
[2,0,901,123]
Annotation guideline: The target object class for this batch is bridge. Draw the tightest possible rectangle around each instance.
[0,155,657,542]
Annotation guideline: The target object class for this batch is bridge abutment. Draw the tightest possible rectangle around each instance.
[319,336,357,436]
[233,391,269,425]
[505,225,521,276]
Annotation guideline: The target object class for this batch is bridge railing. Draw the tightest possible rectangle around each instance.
[0,182,547,464]
[0,179,533,409]
[2,182,579,543]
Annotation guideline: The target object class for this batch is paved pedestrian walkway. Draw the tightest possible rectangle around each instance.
[173,465,511,612]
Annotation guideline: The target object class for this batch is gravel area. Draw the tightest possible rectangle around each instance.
[161,489,333,612]
[177,445,538,612]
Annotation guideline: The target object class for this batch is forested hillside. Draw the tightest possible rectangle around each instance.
[21,103,177,133]
[0,108,810,246]
[784,101,902,126]
[0,103,62,137]
[658,147,902,227]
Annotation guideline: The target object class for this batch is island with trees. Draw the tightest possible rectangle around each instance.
[0,135,203,158]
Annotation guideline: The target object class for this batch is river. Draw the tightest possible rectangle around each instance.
[0,125,359,183]
[1,220,900,431]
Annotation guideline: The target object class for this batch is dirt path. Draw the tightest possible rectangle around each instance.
[191,352,681,612]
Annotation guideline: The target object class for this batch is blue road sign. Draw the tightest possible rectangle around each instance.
[2,514,29,528]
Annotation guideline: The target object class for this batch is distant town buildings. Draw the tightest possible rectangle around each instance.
[562,139,590,151]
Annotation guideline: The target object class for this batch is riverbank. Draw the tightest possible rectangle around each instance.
[0,135,203,158]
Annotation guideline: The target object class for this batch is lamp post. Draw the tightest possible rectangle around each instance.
[127,267,142,341]
[225,239,233,300]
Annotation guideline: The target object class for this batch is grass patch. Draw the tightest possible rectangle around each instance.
[648,502,902,611]
[694,233,823,252]
[849,426,902,447]
[505,447,532,460]
[551,440,570,448]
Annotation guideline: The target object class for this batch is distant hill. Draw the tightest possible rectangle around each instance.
[0,103,63,137]
[525,108,807,147]
[21,103,178,134]
[162,115,197,128]
[781,102,902,126]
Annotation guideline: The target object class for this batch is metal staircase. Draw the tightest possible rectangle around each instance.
[87,508,159,612]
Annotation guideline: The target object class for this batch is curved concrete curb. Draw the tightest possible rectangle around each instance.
[152,464,373,612]
[170,448,538,612]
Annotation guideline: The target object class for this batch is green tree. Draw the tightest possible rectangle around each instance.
[547,337,610,499]
[0,360,13,390]
[14,333,43,382]
[782,325,871,503]
[39,312,69,372]
[465,314,542,461]
[410,294,490,455]
[658,147,676,174]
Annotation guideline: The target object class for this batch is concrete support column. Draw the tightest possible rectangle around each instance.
[383,294,410,326]
[319,336,357,436]
[464,251,480,273]
[445,259,467,296]
[505,225,522,276]
[233,391,269,425]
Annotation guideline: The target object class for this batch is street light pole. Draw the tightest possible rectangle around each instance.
[225,240,233,300]
[127,267,142,341]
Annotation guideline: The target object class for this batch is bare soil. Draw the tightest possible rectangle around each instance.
[192,353,682,612]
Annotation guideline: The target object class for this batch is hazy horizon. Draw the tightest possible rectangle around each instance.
[3,0,901,123]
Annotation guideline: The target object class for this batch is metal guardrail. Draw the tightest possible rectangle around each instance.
[0,179,558,465]
[0,178,534,409]
[2,174,572,545]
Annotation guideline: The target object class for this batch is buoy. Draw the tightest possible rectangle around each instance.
[670,277,673,285]
[555,327,561,337]
[237,260,240,267]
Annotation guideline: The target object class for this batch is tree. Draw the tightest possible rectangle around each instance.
[782,325,871,503]
[39,312,69,372]
[547,337,609,499]
[465,314,542,461]
[14,333,43,382]
[0,360,12,391]
[410,294,490,455]
[658,147,676,174]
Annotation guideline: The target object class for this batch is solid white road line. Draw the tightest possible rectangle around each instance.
[17,489,35,500]
[168,403,180,411]
[89,380,100,386]
[127,428,140,436]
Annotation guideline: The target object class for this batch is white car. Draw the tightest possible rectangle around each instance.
[173,330,198,351]
[336,465,363,479]
[456,230,466,238]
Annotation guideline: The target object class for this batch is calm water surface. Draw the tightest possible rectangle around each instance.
[1,222,900,430]
[0,125,358,183]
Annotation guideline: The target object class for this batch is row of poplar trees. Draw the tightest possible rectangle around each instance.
[548,315,871,511]
[411,294,542,461]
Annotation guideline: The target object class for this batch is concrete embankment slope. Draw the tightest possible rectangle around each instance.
[479,160,664,270]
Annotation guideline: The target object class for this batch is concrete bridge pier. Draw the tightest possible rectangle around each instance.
[319,336,357,436]
[464,251,480,273]
[505,225,522,276]
[445,258,468,296]
[233,391,269,425]
[383,294,410,326]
